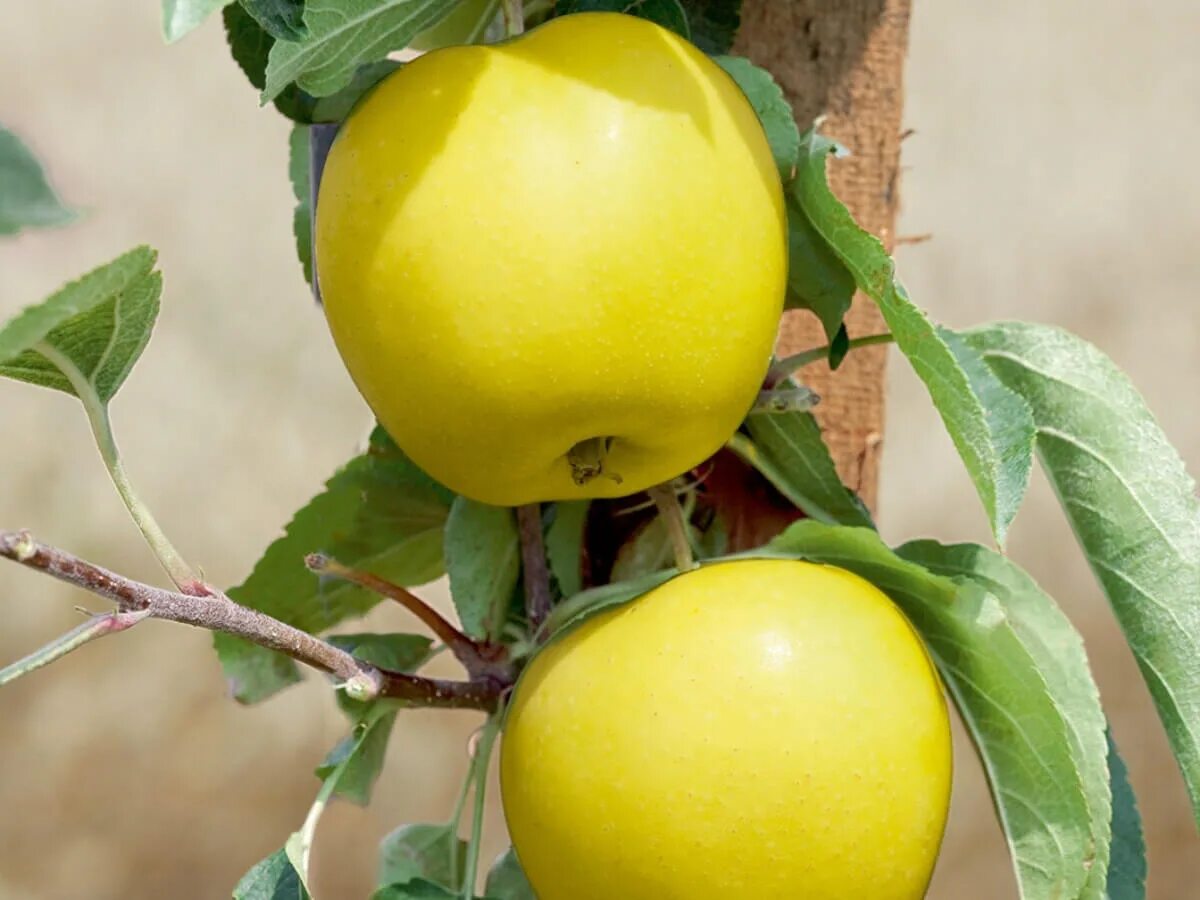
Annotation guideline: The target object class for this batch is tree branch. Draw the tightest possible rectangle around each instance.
[0,531,505,711]
[517,504,553,634]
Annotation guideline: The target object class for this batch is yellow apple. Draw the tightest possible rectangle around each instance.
[315,12,786,506]
[500,559,952,900]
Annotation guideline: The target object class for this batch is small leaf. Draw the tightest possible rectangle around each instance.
[792,132,1035,545]
[288,125,313,285]
[0,247,160,404]
[784,199,855,342]
[315,705,398,805]
[967,321,1200,824]
[545,501,589,597]
[327,633,434,672]
[556,1,690,40]
[0,125,75,235]
[714,57,799,179]
[162,0,231,41]
[233,847,311,900]
[678,0,740,54]
[1106,732,1147,899]
[445,498,520,639]
[611,515,698,582]
[484,849,535,899]
[379,824,467,891]
[215,427,453,704]
[768,522,1102,900]
[242,0,308,40]
[263,0,459,102]
[544,569,676,636]
[736,414,874,527]
[373,881,457,900]
[308,60,402,122]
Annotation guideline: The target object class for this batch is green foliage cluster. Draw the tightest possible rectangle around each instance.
[2,2,1197,898]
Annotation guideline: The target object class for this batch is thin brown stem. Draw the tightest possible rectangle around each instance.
[647,483,696,571]
[304,554,510,682]
[0,531,505,711]
[517,504,552,634]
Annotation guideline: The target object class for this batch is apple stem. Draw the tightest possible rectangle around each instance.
[502,0,524,37]
[567,436,623,488]
[648,482,696,572]
[517,504,553,634]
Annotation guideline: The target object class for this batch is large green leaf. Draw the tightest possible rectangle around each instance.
[484,849,535,899]
[444,498,520,639]
[0,125,75,236]
[714,57,798,179]
[263,0,457,101]
[163,0,232,41]
[215,427,454,703]
[735,413,873,527]
[767,522,1102,899]
[0,247,160,404]
[968,321,1200,823]
[678,0,740,53]
[792,133,1035,545]
[783,198,855,342]
[1106,732,1146,899]
[557,1,690,40]
[379,824,467,891]
[242,0,308,40]
[898,539,1110,898]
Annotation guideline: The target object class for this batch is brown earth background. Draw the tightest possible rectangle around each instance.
[2,2,1198,897]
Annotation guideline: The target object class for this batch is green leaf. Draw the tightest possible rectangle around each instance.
[544,569,676,636]
[1106,732,1146,899]
[408,0,503,49]
[215,427,454,703]
[242,0,308,40]
[0,247,160,404]
[792,132,1035,545]
[0,125,75,236]
[714,57,798,179]
[288,125,313,285]
[545,501,589,597]
[379,824,467,891]
[233,847,311,900]
[445,498,520,639]
[611,515,699,582]
[557,1,690,38]
[308,60,402,122]
[784,199,855,342]
[678,0,740,54]
[223,4,318,121]
[484,849,535,899]
[735,414,874,527]
[327,633,434,672]
[767,522,1102,900]
[163,0,232,41]
[315,705,398,805]
[373,881,457,900]
[967,321,1200,824]
[263,0,458,102]
[897,539,1111,899]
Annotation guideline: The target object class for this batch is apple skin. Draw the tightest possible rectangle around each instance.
[315,12,786,506]
[500,558,953,900]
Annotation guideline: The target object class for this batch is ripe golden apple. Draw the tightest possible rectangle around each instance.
[500,559,952,899]
[316,13,786,506]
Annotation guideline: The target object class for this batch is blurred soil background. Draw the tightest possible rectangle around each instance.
[1,1,1197,897]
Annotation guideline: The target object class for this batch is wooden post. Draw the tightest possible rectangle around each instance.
[735,0,913,510]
